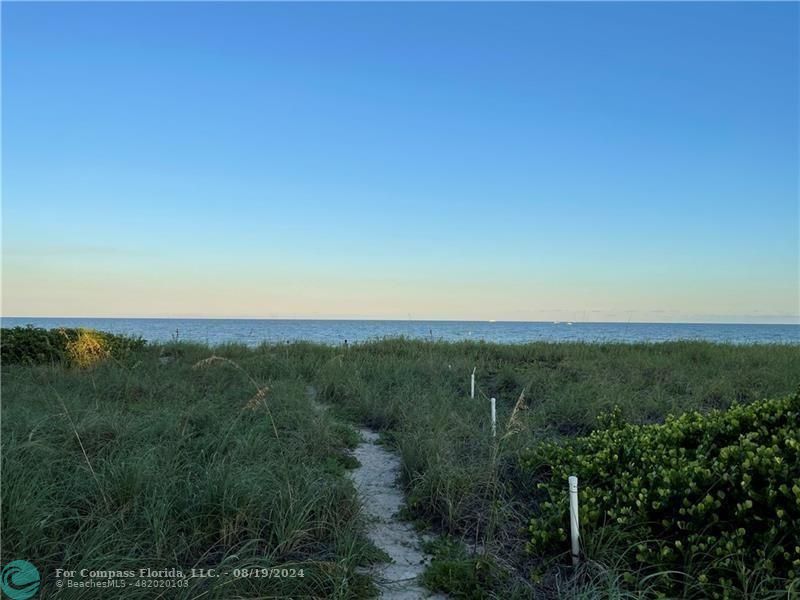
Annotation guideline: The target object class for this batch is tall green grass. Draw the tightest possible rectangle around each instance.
[3,335,799,598]
[311,338,800,597]
[2,342,380,598]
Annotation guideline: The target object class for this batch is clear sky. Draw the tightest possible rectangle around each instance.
[2,2,798,323]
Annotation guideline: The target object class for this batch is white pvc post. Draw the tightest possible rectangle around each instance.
[569,475,580,566]
[470,367,476,399]
[490,397,496,437]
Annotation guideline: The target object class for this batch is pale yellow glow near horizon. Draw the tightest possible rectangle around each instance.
[3,261,798,324]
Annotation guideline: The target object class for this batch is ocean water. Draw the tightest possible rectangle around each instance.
[2,317,798,346]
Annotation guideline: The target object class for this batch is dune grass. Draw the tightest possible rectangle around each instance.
[1,341,382,598]
[311,339,800,597]
[2,334,799,598]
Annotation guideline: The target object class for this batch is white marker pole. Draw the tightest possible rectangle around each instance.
[569,475,580,566]
[470,367,476,399]
[490,397,496,437]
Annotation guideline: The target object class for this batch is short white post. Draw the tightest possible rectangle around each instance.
[470,367,476,399]
[490,397,496,437]
[569,475,580,566]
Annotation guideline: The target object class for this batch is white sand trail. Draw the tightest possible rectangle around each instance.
[349,429,446,600]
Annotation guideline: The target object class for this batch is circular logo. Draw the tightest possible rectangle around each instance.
[1,560,40,600]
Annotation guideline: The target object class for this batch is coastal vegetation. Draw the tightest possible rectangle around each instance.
[1,325,146,367]
[2,327,798,598]
[524,396,799,598]
[2,328,381,599]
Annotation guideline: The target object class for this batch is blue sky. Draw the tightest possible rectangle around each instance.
[2,2,798,322]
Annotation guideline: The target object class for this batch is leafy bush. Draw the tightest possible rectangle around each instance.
[1,325,65,364]
[522,392,800,597]
[1,326,145,366]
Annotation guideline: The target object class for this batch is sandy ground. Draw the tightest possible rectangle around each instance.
[305,385,444,598]
[349,428,446,600]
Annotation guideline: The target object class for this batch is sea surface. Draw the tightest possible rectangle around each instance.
[2,318,798,346]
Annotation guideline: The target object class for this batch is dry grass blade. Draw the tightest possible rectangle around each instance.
[193,354,281,443]
[192,355,234,370]
[50,386,110,510]
[245,386,270,411]
[502,389,528,440]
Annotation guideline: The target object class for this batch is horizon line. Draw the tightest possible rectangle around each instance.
[3,315,799,326]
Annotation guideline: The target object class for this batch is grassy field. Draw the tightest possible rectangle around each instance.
[2,330,799,598]
[2,338,384,599]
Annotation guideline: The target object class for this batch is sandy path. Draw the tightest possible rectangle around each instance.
[349,428,446,600]
[305,386,443,598]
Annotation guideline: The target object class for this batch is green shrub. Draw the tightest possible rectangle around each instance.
[522,392,800,597]
[1,326,145,366]
[1,325,66,364]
